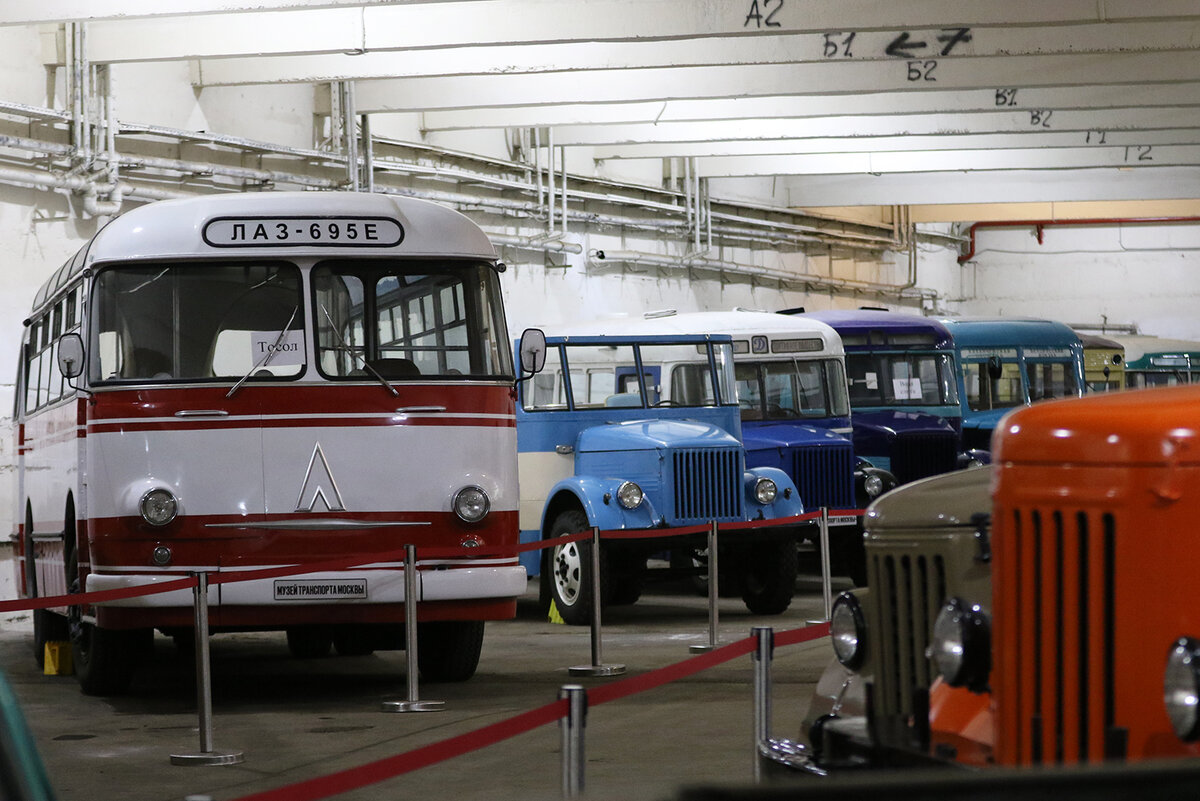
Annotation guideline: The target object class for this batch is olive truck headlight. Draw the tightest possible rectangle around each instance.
[453,486,490,523]
[1165,637,1200,741]
[754,477,778,504]
[616,481,644,510]
[930,597,991,692]
[830,592,867,669]
[140,488,178,526]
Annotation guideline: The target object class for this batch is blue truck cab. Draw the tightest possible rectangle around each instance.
[939,317,1085,451]
[515,330,805,625]
[801,310,974,484]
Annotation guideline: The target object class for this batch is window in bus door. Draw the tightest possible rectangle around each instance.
[1028,360,1079,401]
[964,361,1023,411]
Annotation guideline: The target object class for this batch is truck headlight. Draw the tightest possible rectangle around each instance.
[616,481,644,510]
[863,473,884,498]
[754,477,778,504]
[930,597,991,692]
[453,486,490,523]
[140,488,178,527]
[830,592,866,669]
[1165,637,1200,741]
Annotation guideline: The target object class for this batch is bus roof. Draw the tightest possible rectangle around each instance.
[537,310,844,357]
[1075,332,1124,350]
[30,191,497,314]
[800,309,952,350]
[1110,334,1200,364]
[938,317,1082,349]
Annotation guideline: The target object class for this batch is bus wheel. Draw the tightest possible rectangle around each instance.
[70,621,150,696]
[543,510,605,626]
[740,539,798,616]
[286,627,333,658]
[32,609,69,669]
[417,621,484,682]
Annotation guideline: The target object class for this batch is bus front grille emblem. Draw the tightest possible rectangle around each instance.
[295,442,346,512]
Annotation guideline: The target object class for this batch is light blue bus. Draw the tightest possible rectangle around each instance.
[939,317,1085,451]
[515,330,805,624]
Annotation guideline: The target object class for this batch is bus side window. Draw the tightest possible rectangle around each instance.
[23,332,38,414]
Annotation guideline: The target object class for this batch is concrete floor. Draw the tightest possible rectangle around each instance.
[0,575,843,801]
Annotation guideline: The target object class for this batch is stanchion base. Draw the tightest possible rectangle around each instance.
[805,619,830,625]
[169,749,245,766]
[381,699,446,713]
[688,644,717,653]
[567,663,626,677]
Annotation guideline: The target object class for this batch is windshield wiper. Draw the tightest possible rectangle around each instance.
[319,304,399,397]
[227,306,299,399]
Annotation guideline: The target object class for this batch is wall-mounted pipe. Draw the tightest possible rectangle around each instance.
[958,217,1200,264]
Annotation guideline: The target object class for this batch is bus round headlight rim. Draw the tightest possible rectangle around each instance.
[453,486,490,523]
[863,473,884,498]
[930,597,991,692]
[830,592,867,670]
[754,477,778,505]
[616,481,643,510]
[140,488,178,527]
[1165,637,1200,742]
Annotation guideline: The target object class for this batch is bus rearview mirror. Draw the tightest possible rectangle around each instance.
[57,333,85,379]
[519,328,547,375]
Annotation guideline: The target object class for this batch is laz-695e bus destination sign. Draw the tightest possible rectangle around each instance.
[203,215,405,247]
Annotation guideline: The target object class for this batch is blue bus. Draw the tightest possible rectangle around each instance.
[1113,334,1200,388]
[800,310,968,484]
[939,317,1084,450]
[515,330,805,623]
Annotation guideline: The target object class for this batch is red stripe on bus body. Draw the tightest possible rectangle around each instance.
[85,414,513,435]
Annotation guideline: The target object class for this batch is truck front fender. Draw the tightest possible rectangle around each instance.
[541,475,660,534]
[744,467,805,519]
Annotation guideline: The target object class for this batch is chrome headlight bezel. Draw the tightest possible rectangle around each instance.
[830,591,867,670]
[453,486,491,523]
[1165,637,1200,741]
[140,488,178,527]
[930,597,991,692]
[863,473,884,498]
[754,477,778,505]
[616,481,644,510]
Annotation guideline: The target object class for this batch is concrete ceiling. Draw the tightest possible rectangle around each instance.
[5,0,1200,210]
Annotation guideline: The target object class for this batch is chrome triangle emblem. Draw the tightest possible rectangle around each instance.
[295,442,346,512]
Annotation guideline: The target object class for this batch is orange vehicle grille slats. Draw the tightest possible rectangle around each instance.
[998,506,1116,766]
[871,551,947,720]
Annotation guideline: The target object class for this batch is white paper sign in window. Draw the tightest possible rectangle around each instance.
[251,330,305,366]
[892,378,922,400]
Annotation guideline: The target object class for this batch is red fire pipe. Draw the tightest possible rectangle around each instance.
[957,217,1200,264]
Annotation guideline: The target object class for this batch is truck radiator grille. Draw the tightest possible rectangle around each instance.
[870,551,948,721]
[996,507,1118,766]
[792,442,855,510]
[891,432,957,483]
[672,448,744,523]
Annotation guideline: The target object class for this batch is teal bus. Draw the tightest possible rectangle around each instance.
[939,317,1085,451]
[1114,334,1200,388]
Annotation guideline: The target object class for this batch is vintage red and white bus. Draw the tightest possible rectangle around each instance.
[13,191,524,694]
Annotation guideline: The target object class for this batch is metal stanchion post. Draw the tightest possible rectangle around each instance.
[559,685,587,798]
[170,572,244,766]
[808,507,834,624]
[569,527,625,677]
[751,626,774,783]
[382,544,445,712]
[690,520,719,653]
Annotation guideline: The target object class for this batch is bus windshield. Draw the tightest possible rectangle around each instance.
[92,262,304,383]
[735,358,849,421]
[313,260,512,380]
[845,352,959,407]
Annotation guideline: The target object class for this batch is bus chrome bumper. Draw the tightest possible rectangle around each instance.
[85,564,528,607]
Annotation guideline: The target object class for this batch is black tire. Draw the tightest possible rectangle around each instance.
[740,539,799,615]
[417,620,484,682]
[33,609,69,669]
[286,627,333,658]
[542,509,607,626]
[71,622,150,696]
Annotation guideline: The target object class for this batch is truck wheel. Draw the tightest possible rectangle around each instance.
[71,620,150,696]
[543,509,606,626]
[417,620,484,682]
[740,539,798,615]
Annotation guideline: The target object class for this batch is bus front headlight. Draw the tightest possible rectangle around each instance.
[1165,637,1200,741]
[140,488,178,527]
[754,477,778,504]
[616,481,643,510]
[453,486,490,523]
[930,597,991,692]
[830,592,867,669]
[863,473,884,498]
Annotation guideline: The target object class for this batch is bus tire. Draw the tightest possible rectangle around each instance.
[740,539,798,616]
[71,622,150,696]
[286,627,333,658]
[417,620,484,683]
[543,509,606,626]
